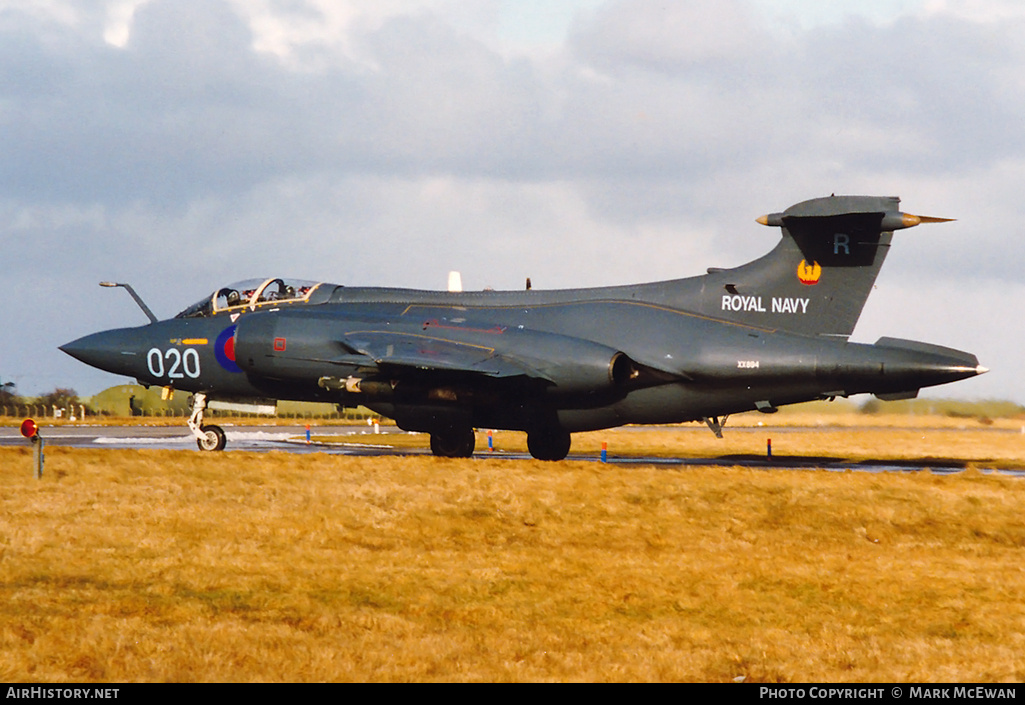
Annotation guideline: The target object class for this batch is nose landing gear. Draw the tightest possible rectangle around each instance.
[188,392,227,451]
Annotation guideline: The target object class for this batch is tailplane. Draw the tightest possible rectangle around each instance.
[694,195,952,338]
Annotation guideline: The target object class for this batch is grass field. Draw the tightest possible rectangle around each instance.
[322,409,1025,471]
[1,418,1025,682]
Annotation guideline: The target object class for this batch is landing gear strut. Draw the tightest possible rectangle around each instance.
[526,428,571,461]
[189,392,227,451]
[429,427,476,458]
[703,415,729,439]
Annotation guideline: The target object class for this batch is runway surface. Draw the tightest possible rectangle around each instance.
[3,423,1021,475]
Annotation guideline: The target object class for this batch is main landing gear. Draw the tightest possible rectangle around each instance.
[189,392,227,451]
[429,427,476,458]
[427,426,573,461]
[526,428,571,461]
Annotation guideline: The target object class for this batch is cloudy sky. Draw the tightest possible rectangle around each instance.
[2,0,1023,404]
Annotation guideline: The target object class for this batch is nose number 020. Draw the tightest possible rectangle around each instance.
[147,347,201,379]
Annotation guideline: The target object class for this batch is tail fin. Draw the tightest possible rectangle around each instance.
[697,195,952,338]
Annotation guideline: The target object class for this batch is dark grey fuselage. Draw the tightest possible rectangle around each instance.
[61,195,984,455]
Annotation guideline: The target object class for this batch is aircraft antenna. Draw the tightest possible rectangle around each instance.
[99,282,158,324]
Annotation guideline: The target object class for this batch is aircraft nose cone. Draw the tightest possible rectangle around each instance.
[60,329,136,376]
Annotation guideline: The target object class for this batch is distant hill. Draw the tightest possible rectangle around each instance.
[88,384,373,419]
[859,398,1025,420]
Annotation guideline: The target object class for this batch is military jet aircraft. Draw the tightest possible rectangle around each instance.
[61,195,986,459]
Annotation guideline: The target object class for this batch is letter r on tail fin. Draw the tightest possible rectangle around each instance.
[700,195,951,338]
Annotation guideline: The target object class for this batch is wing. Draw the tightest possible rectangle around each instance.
[337,326,681,395]
[235,310,680,396]
[341,330,538,379]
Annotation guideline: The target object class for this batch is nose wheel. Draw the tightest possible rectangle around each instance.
[197,424,227,452]
[188,393,227,451]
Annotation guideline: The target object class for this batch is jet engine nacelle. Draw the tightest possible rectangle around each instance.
[232,309,638,398]
[232,312,364,382]
[510,338,639,397]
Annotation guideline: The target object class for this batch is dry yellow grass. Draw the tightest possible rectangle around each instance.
[1,441,1025,682]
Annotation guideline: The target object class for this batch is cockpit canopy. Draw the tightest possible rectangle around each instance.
[175,278,324,319]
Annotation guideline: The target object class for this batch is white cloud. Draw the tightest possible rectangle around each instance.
[922,0,1025,22]
[0,0,82,27]
[101,0,147,46]
[571,0,768,71]
[3,0,1024,402]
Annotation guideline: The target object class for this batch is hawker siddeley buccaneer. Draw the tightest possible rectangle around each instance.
[62,195,986,459]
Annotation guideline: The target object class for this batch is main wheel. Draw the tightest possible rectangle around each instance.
[429,428,476,458]
[197,424,227,451]
[526,428,571,461]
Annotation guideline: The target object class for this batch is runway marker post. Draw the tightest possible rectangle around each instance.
[20,419,43,479]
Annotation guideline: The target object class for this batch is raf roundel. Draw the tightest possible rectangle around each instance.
[215,325,242,373]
